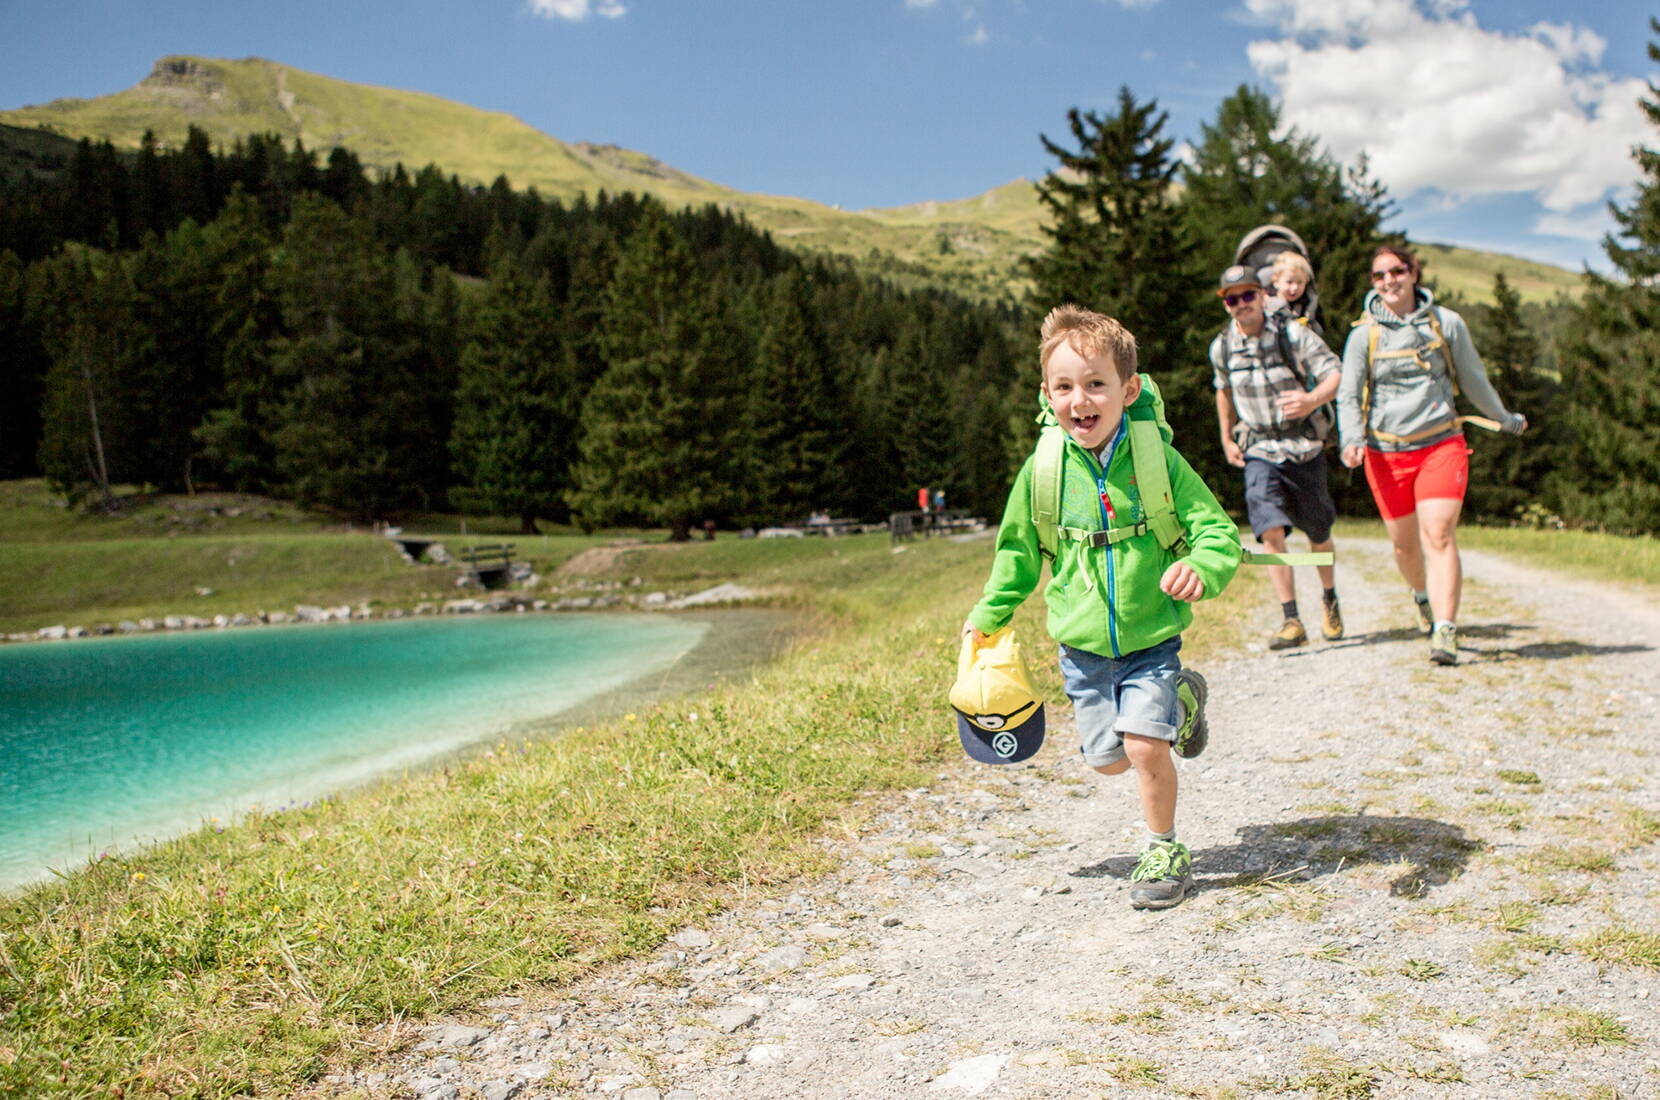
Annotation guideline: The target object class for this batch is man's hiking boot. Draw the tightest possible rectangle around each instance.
[1429,622,1459,666]
[1414,594,1434,635]
[1269,617,1306,650]
[1172,669,1209,760]
[1320,596,1344,641]
[1129,840,1193,910]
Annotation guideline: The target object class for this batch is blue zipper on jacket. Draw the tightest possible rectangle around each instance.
[1096,421,1127,658]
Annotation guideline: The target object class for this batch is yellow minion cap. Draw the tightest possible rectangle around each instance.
[949,627,1041,731]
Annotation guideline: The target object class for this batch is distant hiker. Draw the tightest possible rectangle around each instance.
[1211,264,1345,650]
[964,304,1241,910]
[1267,250,1323,338]
[933,488,946,512]
[1338,245,1527,666]
[918,487,931,514]
[703,519,717,540]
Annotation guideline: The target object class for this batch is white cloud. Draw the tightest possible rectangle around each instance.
[967,23,990,44]
[528,0,625,21]
[1243,0,1649,212]
[1117,0,1164,8]
[1534,205,1619,241]
[905,0,940,7]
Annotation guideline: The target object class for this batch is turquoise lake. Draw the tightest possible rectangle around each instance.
[0,613,714,892]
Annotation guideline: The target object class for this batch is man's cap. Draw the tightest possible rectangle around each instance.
[1218,264,1262,294]
[950,628,1045,765]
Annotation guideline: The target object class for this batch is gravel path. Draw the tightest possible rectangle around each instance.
[310,538,1660,1100]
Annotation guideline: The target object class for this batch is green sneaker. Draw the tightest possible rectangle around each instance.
[1414,594,1434,635]
[1172,669,1209,759]
[1129,840,1194,910]
[1429,622,1458,666]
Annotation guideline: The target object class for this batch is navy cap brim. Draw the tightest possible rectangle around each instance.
[955,706,1044,765]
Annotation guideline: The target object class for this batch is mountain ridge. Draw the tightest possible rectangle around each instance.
[0,55,1581,304]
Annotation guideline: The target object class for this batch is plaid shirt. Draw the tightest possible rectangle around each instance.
[1210,315,1340,464]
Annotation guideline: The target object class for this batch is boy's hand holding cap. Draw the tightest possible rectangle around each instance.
[949,627,1045,764]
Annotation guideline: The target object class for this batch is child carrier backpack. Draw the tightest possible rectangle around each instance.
[1235,224,1322,333]
[1029,374,1187,561]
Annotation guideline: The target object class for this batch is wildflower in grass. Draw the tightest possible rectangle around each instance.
[130,872,145,883]
[626,713,638,722]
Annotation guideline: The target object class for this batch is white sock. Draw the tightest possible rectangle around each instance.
[1433,620,1456,632]
[1413,589,1430,604]
[1147,828,1176,849]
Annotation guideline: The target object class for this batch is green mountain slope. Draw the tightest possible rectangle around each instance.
[0,55,1582,304]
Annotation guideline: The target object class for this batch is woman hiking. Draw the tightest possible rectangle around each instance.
[1337,245,1528,666]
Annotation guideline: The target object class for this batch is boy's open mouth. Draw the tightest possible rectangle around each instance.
[1072,414,1099,434]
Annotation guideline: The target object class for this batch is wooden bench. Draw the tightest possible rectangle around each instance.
[889,509,982,543]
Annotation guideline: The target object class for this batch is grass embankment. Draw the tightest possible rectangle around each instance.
[0,525,1246,1098]
[0,481,617,635]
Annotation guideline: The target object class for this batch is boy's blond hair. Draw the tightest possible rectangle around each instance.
[1038,304,1138,382]
[1270,250,1314,282]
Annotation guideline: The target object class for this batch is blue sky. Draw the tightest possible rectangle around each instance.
[1,0,1653,271]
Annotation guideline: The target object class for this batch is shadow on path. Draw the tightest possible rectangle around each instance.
[1260,621,1652,664]
[1070,814,1477,899]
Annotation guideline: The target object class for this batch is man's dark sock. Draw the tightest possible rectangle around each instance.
[1281,600,1299,620]
[1323,587,1338,605]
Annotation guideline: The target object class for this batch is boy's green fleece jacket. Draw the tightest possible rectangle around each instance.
[967,419,1241,659]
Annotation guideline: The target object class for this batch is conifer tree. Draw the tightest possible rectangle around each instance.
[743,268,849,521]
[566,205,744,539]
[449,260,576,532]
[1555,22,1660,534]
[0,250,46,477]
[1026,90,1209,465]
[265,196,431,520]
[1462,273,1562,521]
[36,251,146,508]
[1180,86,1392,330]
[192,189,280,491]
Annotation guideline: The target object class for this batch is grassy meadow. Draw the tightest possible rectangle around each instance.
[3,476,1656,1097]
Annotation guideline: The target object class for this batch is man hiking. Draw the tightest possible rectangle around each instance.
[1210,264,1344,649]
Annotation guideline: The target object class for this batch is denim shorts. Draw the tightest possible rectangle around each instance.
[1057,636,1182,768]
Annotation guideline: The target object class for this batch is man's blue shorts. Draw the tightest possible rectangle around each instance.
[1058,636,1182,768]
[1243,453,1336,544]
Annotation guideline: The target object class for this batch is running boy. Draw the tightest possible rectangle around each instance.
[964,305,1241,910]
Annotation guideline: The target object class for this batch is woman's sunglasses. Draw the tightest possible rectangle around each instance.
[1221,290,1258,307]
[1370,265,1410,282]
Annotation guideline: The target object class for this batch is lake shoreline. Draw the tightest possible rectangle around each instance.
[0,606,806,896]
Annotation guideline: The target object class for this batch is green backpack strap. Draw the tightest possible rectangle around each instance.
[1127,418,1188,557]
[1030,423,1066,559]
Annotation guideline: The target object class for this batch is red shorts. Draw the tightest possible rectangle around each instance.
[1363,436,1469,521]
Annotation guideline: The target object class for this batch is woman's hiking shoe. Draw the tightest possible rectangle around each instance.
[1129,840,1194,910]
[1269,617,1306,650]
[1172,669,1209,759]
[1320,596,1344,641]
[1429,623,1459,666]
[1414,594,1434,635]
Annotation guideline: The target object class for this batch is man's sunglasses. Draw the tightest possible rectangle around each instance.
[1370,265,1410,282]
[1221,290,1258,307]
